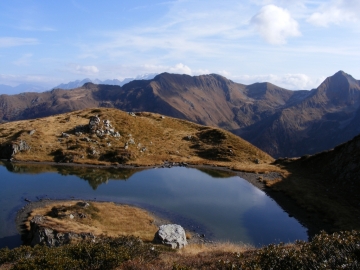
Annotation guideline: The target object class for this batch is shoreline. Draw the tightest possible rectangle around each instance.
[15,199,211,247]
[4,159,331,244]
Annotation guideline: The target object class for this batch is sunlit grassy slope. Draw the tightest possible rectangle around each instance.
[0,108,275,172]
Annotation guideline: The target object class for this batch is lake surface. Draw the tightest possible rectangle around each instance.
[0,162,307,249]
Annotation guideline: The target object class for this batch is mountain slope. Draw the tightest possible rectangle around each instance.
[0,108,274,170]
[272,133,360,232]
[241,71,360,157]
[0,71,359,158]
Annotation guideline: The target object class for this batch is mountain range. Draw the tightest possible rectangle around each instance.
[0,70,359,158]
[0,84,47,95]
[0,73,157,95]
[52,73,157,90]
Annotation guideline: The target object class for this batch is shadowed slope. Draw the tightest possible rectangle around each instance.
[272,133,360,232]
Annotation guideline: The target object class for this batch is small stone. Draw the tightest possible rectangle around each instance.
[62,132,70,138]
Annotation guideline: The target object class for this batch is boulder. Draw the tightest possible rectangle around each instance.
[153,224,187,249]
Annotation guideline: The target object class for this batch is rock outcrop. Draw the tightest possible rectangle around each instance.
[0,140,30,159]
[28,215,96,247]
[153,224,187,249]
[87,115,120,138]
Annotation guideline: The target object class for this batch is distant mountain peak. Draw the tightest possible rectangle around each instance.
[331,70,358,84]
[53,74,158,90]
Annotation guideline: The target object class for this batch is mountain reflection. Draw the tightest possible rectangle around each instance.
[197,168,236,178]
[1,162,143,190]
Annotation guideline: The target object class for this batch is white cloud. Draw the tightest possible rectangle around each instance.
[73,65,99,75]
[0,37,38,48]
[218,70,232,77]
[168,63,192,75]
[233,73,325,90]
[99,63,209,81]
[79,1,253,64]
[250,5,301,45]
[307,0,360,27]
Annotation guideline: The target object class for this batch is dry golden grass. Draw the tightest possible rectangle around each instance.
[179,242,252,256]
[27,201,158,241]
[0,108,276,171]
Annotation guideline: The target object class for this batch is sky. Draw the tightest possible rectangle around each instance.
[0,0,359,90]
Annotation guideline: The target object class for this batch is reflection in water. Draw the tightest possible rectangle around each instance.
[197,168,236,178]
[2,162,142,190]
[0,163,308,249]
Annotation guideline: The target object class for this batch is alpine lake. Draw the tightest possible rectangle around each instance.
[0,162,307,249]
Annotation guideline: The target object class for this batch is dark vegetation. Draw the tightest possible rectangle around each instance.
[0,236,164,270]
[1,231,360,269]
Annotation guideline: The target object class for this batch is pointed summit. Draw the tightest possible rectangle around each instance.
[330,70,359,88]
[316,71,360,105]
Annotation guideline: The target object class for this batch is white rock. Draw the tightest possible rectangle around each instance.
[153,224,188,249]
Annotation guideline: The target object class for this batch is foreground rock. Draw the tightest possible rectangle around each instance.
[153,224,187,249]
[28,215,96,247]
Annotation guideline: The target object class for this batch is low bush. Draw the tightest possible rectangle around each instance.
[0,236,162,270]
[1,225,360,269]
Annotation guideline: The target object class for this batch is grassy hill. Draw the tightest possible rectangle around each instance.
[0,107,275,172]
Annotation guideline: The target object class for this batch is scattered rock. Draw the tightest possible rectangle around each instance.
[29,130,36,136]
[128,138,135,145]
[62,132,70,138]
[77,202,90,208]
[153,224,188,249]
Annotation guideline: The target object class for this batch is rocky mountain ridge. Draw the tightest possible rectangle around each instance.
[0,71,359,158]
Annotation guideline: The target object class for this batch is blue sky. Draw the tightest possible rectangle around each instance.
[0,0,359,90]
